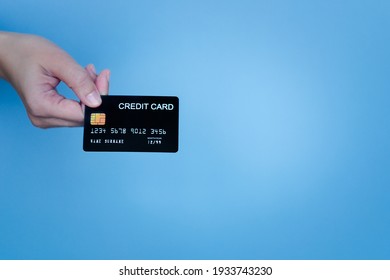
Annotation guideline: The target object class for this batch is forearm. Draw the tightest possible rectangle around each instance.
[0,31,24,83]
[0,31,50,92]
[0,31,10,79]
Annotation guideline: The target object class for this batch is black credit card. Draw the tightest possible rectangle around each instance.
[83,96,179,152]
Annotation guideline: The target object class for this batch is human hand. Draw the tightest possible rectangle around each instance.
[0,31,110,128]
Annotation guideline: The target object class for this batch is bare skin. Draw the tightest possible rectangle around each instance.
[0,31,110,128]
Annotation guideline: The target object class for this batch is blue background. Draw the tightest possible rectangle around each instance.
[0,0,389,259]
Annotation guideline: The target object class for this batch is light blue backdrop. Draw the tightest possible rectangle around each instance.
[0,0,389,259]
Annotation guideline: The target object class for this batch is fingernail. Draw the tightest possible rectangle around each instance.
[90,64,96,75]
[86,91,101,107]
[106,71,110,83]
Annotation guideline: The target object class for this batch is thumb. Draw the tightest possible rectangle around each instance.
[49,53,102,107]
